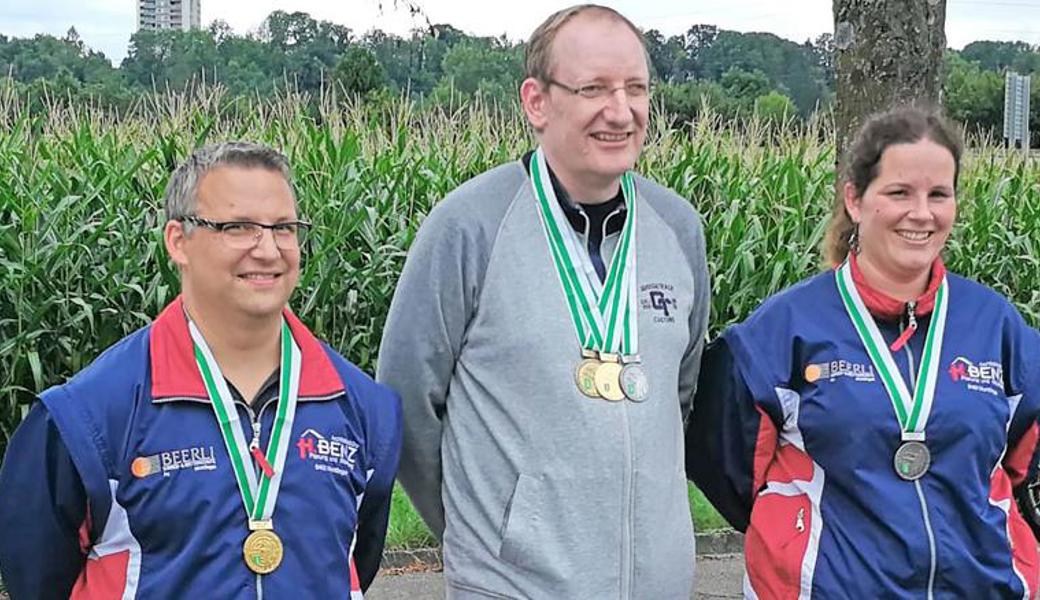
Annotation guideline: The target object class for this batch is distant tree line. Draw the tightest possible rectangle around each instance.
[1,10,1039,143]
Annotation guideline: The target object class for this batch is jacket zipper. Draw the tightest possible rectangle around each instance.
[236,397,278,600]
[240,396,280,469]
[903,314,937,600]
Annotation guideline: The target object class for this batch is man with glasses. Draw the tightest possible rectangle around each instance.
[0,142,402,599]
[378,5,710,598]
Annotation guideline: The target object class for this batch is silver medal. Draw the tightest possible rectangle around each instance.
[893,441,930,481]
[620,363,649,402]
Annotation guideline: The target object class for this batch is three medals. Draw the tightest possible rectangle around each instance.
[530,147,650,405]
[575,352,649,402]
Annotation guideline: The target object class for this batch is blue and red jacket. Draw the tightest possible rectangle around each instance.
[687,263,1040,598]
[0,298,402,599]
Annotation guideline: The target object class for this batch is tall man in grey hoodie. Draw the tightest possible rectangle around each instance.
[378,5,711,598]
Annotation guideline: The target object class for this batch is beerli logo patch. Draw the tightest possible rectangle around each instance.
[640,283,678,323]
[131,446,217,478]
[297,429,359,477]
[948,357,1003,396]
[804,360,876,384]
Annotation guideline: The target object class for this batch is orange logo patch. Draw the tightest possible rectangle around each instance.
[131,456,157,478]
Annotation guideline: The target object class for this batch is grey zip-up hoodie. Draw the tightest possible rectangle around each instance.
[377,160,711,599]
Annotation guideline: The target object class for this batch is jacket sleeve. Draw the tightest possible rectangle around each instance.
[353,388,403,591]
[0,401,88,599]
[1008,325,1040,537]
[686,336,779,532]
[375,204,485,540]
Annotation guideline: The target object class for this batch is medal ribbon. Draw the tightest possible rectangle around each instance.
[530,147,639,356]
[835,261,948,435]
[190,318,301,522]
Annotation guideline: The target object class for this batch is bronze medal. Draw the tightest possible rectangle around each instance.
[594,361,625,401]
[575,358,602,398]
[243,529,284,574]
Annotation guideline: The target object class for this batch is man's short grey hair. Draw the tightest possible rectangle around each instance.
[163,141,295,222]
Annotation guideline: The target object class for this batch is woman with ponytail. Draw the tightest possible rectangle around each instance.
[687,106,1040,598]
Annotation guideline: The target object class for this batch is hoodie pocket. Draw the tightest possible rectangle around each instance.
[498,473,540,568]
[496,469,618,590]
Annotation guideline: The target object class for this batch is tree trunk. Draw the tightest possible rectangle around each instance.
[833,0,947,160]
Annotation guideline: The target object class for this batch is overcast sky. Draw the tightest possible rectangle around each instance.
[2,0,1038,64]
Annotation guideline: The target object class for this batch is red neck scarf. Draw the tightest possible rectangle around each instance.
[846,253,946,351]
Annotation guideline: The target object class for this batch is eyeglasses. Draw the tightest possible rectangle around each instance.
[546,79,651,100]
[180,216,312,250]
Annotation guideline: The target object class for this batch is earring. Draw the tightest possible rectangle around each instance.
[848,224,861,255]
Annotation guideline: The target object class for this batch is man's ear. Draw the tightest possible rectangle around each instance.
[164,220,190,268]
[520,77,549,131]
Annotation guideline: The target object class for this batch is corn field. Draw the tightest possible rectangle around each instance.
[2,83,1039,456]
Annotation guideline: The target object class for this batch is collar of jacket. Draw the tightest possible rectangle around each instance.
[148,296,344,402]
[847,252,946,321]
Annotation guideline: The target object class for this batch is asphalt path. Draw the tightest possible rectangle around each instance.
[367,553,744,599]
[0,544,742,600]
[0,558,741,600]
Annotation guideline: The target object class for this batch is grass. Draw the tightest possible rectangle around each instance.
[387,484,439,549]
[689,484,732,531]
[2,83,1038,550]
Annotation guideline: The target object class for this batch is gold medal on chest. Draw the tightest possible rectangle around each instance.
[594,358,625,402]
[576,357,603,398]
[243,523,283,574]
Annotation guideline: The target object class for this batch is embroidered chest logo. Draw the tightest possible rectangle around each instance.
[131,446,218,478]
[297,429,359,477]
[640,283,679,323]
[804,360,876,384]
[948,357,1003,396]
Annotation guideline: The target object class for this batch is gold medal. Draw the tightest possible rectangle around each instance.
[191,319,299,578]
[575,358,602,397]
[243,528,284,574]
[594,361,625,401]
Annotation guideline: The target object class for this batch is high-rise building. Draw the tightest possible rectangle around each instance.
[137,0,201,32]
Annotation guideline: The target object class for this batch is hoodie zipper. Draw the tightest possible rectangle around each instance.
[587,210,635,599]
[606,215,634,600]
[577,203,634,597]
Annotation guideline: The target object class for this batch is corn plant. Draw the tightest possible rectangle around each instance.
[1,82,1038,545]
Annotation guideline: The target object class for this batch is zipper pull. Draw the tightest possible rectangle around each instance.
[889,301,918,352]
[795,507,806,533]
[249,421,276,478]
[250,420,261,451]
